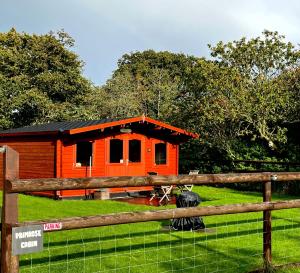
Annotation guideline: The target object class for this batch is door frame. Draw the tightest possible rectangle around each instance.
[105,134,145,176]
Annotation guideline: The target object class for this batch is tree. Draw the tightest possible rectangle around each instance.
[280,67,300,122]
[0,28,94,129]
[207,30,300,150]
[104,70,142,118]
[104,50,198,122]
[106,68,180,119]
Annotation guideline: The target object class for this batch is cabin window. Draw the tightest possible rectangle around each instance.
[76,141,93,167]
[110,139,123,163]
[155,143,167,165]
[129,139,141,162]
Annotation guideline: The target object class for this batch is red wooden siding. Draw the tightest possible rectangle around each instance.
[0,115,193,198]
[0,137,56,182]
[104,133,146,176]
[0,133,179,195]
[57,133,178,196]
[61,138,106,178]
[58,137,106,197]
[144,138,178,176]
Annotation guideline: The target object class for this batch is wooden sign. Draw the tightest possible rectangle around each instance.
[12,225,43,255]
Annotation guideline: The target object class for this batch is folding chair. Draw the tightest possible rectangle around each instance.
[149,185,174,203]
[177,170,199,192]
[148,172,174,204]
[158,185,174,204]
[149,172,159,201]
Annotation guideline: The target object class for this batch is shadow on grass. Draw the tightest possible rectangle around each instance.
[20,222,300,267]
[158,239,264,273]
[42,217,264,249]
[33,215,299,250]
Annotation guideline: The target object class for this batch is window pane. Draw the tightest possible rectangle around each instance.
[129,139,141,162]
[76,142,93,167]
[155,143,166,165]
[110,139,123,163]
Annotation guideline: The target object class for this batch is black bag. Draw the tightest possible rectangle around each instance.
[171,191,205,231]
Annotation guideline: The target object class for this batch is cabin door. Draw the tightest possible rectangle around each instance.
[105,134,145,176]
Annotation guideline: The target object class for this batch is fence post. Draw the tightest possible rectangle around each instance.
[1,146,19,273]
[263,176,272,268]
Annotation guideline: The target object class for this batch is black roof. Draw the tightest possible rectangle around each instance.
[0,118,123,135]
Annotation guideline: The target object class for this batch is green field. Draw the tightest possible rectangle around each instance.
[2,186,300,273]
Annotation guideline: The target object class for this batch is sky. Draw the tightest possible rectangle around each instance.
[1,0,300,85]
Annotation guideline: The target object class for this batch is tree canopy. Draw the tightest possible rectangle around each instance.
[208,30,300,148]
[0,28,94,129]
[0,28,299,174]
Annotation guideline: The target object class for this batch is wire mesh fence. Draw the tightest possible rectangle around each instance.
[2,145,300,273]
[17,189,300,273]
[19,216,262,273]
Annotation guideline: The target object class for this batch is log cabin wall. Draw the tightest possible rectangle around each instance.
[0,137,56,188]
[0,134,179,188]
[56,133,179,196]
[60,137,106,178]
[0,117,193,197]
[58,135,106,197]
[144,138,178,175]
[59,133,178,178]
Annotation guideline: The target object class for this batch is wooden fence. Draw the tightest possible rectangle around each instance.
[1,145,300,273]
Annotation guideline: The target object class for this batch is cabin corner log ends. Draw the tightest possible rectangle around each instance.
[7,172,300,192]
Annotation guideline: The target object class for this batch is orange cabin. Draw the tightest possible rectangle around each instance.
[0,116,196,198]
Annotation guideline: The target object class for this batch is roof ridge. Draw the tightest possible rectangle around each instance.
[0,117,124,135]
[0,116,197,139]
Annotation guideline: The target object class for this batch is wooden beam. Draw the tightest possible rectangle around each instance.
[7,172,300,193]
[1,146,19,273]
[263,180,272,265]
[15,199,300,231]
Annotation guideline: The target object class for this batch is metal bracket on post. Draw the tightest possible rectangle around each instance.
[1,146,19,273]
[270,174,278,182]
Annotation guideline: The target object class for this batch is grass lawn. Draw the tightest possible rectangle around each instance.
[1,186,300,273]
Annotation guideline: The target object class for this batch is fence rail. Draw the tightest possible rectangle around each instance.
[7,172,300,192]
[1,145,300,273]
[14,199,300,231]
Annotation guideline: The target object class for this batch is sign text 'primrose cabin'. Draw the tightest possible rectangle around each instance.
[0,116,197,198]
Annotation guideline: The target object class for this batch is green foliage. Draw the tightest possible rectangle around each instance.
[179,138,232,174]
[175,31,300,169]
[280,67,300,122]
[104,50,199,121]
[0,28,95,129]
[0,28,299,182]
[117,50,198,79]
[208,30,300,149]
[209,30,299,78]
[101,33,300,176]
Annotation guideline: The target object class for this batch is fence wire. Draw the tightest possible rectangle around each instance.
[19,212,300,273]
[14,185,300,273]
